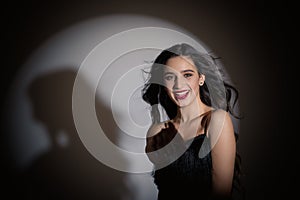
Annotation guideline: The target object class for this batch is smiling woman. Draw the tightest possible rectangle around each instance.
[163,56,205,110]
[142,43,244,200]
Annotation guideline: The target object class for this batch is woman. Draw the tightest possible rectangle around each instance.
[142,43,243,199]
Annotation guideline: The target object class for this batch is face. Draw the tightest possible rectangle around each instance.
[163,56,205,107]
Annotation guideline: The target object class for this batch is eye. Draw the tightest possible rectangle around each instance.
[183,73,193,78]
[164,73,176,81]
[164,75,175,81]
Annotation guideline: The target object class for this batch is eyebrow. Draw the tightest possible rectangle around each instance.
[181,69,195,73]
[164,69,196,75]
[163,72,175,76]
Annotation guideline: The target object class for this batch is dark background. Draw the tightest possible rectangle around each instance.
[1,0,296,199]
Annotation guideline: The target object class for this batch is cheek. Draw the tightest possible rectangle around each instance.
[164,81,172,90]
[164,80,176,91]
[189,80,200,94]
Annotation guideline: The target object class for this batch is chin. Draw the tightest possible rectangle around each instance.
[173,97,192,108]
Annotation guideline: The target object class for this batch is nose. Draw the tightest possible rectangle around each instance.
[173,75,184,89]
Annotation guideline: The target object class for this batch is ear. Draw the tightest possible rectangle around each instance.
[199,74,205,86]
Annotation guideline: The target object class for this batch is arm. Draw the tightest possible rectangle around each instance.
[145,122,166,153]
[208,110,236,197]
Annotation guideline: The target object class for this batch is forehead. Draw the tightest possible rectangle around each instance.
[165,56,197,72]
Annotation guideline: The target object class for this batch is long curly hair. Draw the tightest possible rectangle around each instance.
[142,43,244,197]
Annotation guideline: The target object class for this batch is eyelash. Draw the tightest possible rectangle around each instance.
[164,73,193,81]
[184,73,193,78]
[164,75,175,81]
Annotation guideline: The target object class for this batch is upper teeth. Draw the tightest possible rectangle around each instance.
[175,91,189,95]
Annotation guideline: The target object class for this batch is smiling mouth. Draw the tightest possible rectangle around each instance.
[173,90,189,100]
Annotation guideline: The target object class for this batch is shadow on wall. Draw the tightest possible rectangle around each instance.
[19,69,132,200]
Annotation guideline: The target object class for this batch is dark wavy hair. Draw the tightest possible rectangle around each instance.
[142,43,244,197]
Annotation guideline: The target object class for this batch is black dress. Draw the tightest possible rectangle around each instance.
[146,122,244,200]
[146,122,212,199]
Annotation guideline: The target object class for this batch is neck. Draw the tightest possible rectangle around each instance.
[176,97,209,123]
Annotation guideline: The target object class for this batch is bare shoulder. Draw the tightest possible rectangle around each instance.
[208,109,234,137]
[210,109,232,124]
[147,121,170,137]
